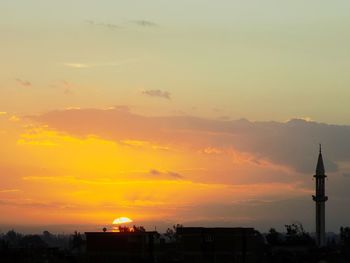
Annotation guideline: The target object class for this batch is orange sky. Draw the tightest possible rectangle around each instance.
[1,108,350,232]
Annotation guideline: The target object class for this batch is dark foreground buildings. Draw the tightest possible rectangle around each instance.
[176,227,264,263]
[85,231,157,263]
[85,227,264,263]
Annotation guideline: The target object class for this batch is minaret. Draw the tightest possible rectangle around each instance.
[312,145,328,247]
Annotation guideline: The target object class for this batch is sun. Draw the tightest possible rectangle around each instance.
[112,217,133,225]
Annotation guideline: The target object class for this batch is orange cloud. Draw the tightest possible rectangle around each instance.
[0,109,339,228]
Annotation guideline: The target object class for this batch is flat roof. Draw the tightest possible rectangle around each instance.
[176,227,255,234]
[85,231,157,235]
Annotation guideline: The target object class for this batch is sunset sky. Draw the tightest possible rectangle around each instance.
[1,0,350,233]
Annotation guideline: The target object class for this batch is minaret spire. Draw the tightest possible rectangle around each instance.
[313,145,328,247]
[316,144,325,175]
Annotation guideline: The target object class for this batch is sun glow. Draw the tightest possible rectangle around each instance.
[112,217,133,225]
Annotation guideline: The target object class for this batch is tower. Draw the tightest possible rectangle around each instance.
[312,145,328,247]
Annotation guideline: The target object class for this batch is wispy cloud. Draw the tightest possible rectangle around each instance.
[149,169,183,179]
[50,80,75,95]
[121,140,170,151]
[110,105,130,112]
[62,81,74,95]
[132,20,157,27]
[65,107,81,110]
[142,89,171,100]
[63,63,91,69]
[63,59,138,69]
[285,116,314,123]
[22,175,188,185]
[0,198,77,210]
[0,189,20,193]
[9,115,20,122]
[0,112,7,116]
[86,19,157,30]
[15,78,31,87]
[86,20,120,30]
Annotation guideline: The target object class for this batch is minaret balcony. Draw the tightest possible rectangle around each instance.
[312,195,328,202]
[313,174,327,178]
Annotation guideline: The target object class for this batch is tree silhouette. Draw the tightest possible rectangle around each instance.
[165,227,175,241]
[340,227,350,246]
[117,225,146,232]
[20,235,47,249]
[118,226,130,232]
[132,225,146,232]
[340,226,350,261]
[266,228,283,245]
[284,223,314,246]
[4,230,22,248]
[69,231,84,251]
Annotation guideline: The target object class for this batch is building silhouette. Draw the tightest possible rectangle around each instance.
[312,145,328,247]
[85,231,157,263]
[84,227,265,263]
[176,227,264,263]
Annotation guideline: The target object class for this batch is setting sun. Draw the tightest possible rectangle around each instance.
[112,217,133,225]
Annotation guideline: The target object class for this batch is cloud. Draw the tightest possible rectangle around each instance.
[200,147,223,155]
[86,20,120,30]
[141,89,171,100]
[63,63,91,69]
[9,115,20,122]
[62,81,74,95]
[0,112,7,116]
[7,108,350,230]
[0,189,20,193]
[121,140,170,151]
[65,107,81,110]
[110,105,130,112]
[167,171,183,179]
[30,108,350,174]
[149,169,183,179]
[21,176,309,202]
[0,198,77,210]
[15,78,31,87]
[63,59,138,69]
[50,80,76,94]
[132,20,157,27]
[285,116,314,122]
[86,19,157,31]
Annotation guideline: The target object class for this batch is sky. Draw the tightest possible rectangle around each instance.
[1,0,350,233]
